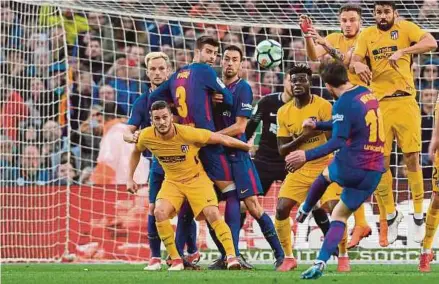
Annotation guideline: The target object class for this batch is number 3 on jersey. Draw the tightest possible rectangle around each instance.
[176,86,188,118]
[365,109,384,143]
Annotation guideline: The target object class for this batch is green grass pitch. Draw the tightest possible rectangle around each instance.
[2,264,438,284]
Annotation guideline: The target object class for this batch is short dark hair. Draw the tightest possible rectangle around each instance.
[196,35,220,50]
[223,45,243,61]
[319,61,349,88]
[374,1,396,10]
[339,4,362,17]
[289,64,313,77]
[151,100,171,113]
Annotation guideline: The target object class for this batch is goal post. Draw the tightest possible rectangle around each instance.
[1,0,438,264]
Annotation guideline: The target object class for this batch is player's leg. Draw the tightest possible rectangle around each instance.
[300,169,381,280]
[419,162,439,272]
[321,187,350,272]
[199,147,241,264]
[349,204,372,249]
[154,180,185,270]
[186,173,241,270]
[395,98,424,242]
[145,171,164,271]
[175,201,199,263]
[235,156,284,267]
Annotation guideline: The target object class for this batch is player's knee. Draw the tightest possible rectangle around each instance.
[244,196,264,219]
[154,206,169,222]
[331,201,352,223]
[404,152,420,171]
[203,206,221,224]
[148,204,155,216]
[276,199,294,220]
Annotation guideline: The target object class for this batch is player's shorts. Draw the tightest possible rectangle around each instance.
[199,144,233,182]
[156,172,218,220]
[432,153,439,193]
[328,161,382,211]
[279,167,342,205]
[228,151,264,200]
[148,170,165,204]
[253,159,287,195]
[380,96,421,156]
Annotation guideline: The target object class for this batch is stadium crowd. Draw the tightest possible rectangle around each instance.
[0,0,438,186]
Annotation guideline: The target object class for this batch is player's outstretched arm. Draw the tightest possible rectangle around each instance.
[127,147,142,194]
[245,101,263,140]
[208,132,250,152]
[277,135,313,157]
[217,116,248,137]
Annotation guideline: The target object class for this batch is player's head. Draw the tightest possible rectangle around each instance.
[150,100,173,135]
[194,35,220,66]
[319,61,349,99]
[338,4,362,38]
[374,1,397,31]
[289,64,312,97]
[145,52,170,87]
[221,45,243,79]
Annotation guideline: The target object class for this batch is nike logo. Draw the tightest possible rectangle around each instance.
[240,189,249,194]
[207,199,214,203]
[270,112,277,117]
[287,124,294,127]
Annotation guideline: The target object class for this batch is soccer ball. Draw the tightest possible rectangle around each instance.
[255,39,283,69]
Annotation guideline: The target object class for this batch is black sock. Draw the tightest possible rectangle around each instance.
[312,207,330,235]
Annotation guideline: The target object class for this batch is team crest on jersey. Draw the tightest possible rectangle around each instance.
[181,145,189,153]
[390,30,398,40]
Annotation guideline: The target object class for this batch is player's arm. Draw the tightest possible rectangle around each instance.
[208,132,251,152]
[304,26,329,61]
[401,21,437,55]
[245,97,265,139]
[428,103,439,161]
[127,142,145,194]
[124,95,147,143]
[350,32,372,85]
[123,125,140,143]
[217,116,248,137]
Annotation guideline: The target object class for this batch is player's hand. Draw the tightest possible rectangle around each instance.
[212,93,224,103]
[125,130,140,143]
[127,179,139,194]
[388,50,404,70]
[352,62,372,85]
[299,15,313,37]
[307,27,325,45]
[285,150,307,171]
[302,118,317,130]
[428,137,439,162]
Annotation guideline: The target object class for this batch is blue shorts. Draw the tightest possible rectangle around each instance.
[199,144,232,182]
[228,151,263,200]
[328,161,382,211]
[149,171,165,204]
[150,157,164,175]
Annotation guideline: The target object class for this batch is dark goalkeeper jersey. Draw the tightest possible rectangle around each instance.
[245,92,286,168]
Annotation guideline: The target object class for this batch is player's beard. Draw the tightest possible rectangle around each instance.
[224,69,238,79]
[343,28,359,39]
[156,123,172,135]
[377,18,395,31]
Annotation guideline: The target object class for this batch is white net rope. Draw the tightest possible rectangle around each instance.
[1,0,438,263]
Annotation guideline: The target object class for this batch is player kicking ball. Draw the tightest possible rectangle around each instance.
[287,62,385,279]
[127,101,249,271]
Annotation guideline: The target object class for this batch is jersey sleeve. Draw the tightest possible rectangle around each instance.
[403,20,427,43]
[147,78,172,110]
[331,100,351,139]
[203,66,234,107]
[353,29,368,59]
[276,107,290,137]
[135,130,149,152]
[236,83,253,118]
[245,96,265,139]
[128,94,148,127]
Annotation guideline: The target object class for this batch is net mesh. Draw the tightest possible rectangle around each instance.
[1,0,438,263]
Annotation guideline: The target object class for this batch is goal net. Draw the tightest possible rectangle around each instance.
[1,0,438,264]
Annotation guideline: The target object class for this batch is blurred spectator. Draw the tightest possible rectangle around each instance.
[24,78,46,127]
[222,32,244,55]
[287,38,307,65]
[97,84,116,107]
[420,58,439,89]
[19,122,40,145]
[146,4,182,51]
[41,120,70,173]
[90,103,148,185]
[3,50,26,86]
[243,26,266,58]
[174,45,193,70]
[50,26,66,62]
[0,84,29,141]
[0,2,23,49]
[26,32,49,52]
[113,16,148,52]
[418,0,439,25]
[56,161,77,185]
[0,135,16,181]
[86,12,114,60]
[239,59,258,82]
[72,104,104,169]
[27,47,51,77]
[1,144,50,185]
[261,69,281,95]
[107,58,148,115]
[190,2,229,39]
[70,70,99,131]
[79,37,112,84]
